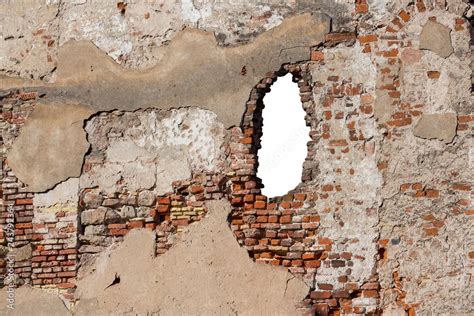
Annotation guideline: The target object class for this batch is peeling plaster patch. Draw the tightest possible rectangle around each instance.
[59,0,179,69]
[0,2,60,80]
[74,200,308,315]
[33,177,80,208]
[155,146,191,195]
[419,20,454,58]
[413,113,457,143]
[7,103,94,192]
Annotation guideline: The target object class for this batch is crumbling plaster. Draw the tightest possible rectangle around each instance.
[7,103,93,192]
[4,13,332,191]
[81,108,226,195]
[0,0,356,80]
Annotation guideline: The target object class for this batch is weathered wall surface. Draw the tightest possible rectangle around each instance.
[0,0,472,315]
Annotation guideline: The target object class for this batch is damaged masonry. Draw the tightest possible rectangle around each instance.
[0,1,473,315]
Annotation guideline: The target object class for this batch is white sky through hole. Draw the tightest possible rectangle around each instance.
[257,74,311,198]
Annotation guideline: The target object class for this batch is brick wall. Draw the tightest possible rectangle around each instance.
[0,1,471,314]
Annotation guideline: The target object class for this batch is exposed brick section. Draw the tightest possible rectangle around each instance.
[0,91,37,287]
[78,160,227,256]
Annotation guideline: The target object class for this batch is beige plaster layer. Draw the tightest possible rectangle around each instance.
[0,286,70,316]
[7,103,94,192]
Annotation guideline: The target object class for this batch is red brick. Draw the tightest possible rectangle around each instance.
[310,291,332,299]
[157,197,170,204]
[157,205,170,213]
[280,201,291,209]
[318,237,332,245]
[333,290,350,298]
[60,260,76,266]
[382,49,399,57]
[331,260,346,267]
[57,271,76,278]
[318,283,333,290]
[340,252,352,260]
[311,51,324,61]
[416,0,426,12]
[254,201,266,209]
[32,256,47,262]
[424,227,438,236]
[108,224,127,229]
[324,32,356,43]
[427,71,440,79]
[363,290,379,298]
[37,273,56,279]
[451,184,471,191]
[109,228,128,236]
[314,303,329,316]
[355,3,368,14]
[387,118,412,127]
[243,194,254,203]
[15,222,33,229]
[329,139,348,147]
[16,199,33,205]
[19,92,38,101]
[240,137,253,144]
[57,282,75,289]
[425,189,439,198]
[322,184,333,192]
[280,215,291,224]
[127,221,144,229]
[294,193,306,201]
[302,252,316,260]
[361,282,379,290]
[190,185,204,194]
[172,219,189,226]
[399,10,410,22]
[358,34,377,43]
[59,249,76,255]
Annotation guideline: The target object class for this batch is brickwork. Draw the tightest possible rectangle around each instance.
[78,173,226,257]
[0,91,37,287]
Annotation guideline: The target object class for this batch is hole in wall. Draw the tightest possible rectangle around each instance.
[105,272,121,289]
[256,74,311,198]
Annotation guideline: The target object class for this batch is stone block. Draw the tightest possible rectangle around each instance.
[81,208,107,225]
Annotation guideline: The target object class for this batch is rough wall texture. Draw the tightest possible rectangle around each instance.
[0,0,473,315]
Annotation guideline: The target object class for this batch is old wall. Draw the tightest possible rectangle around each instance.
[0,0,472,315]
